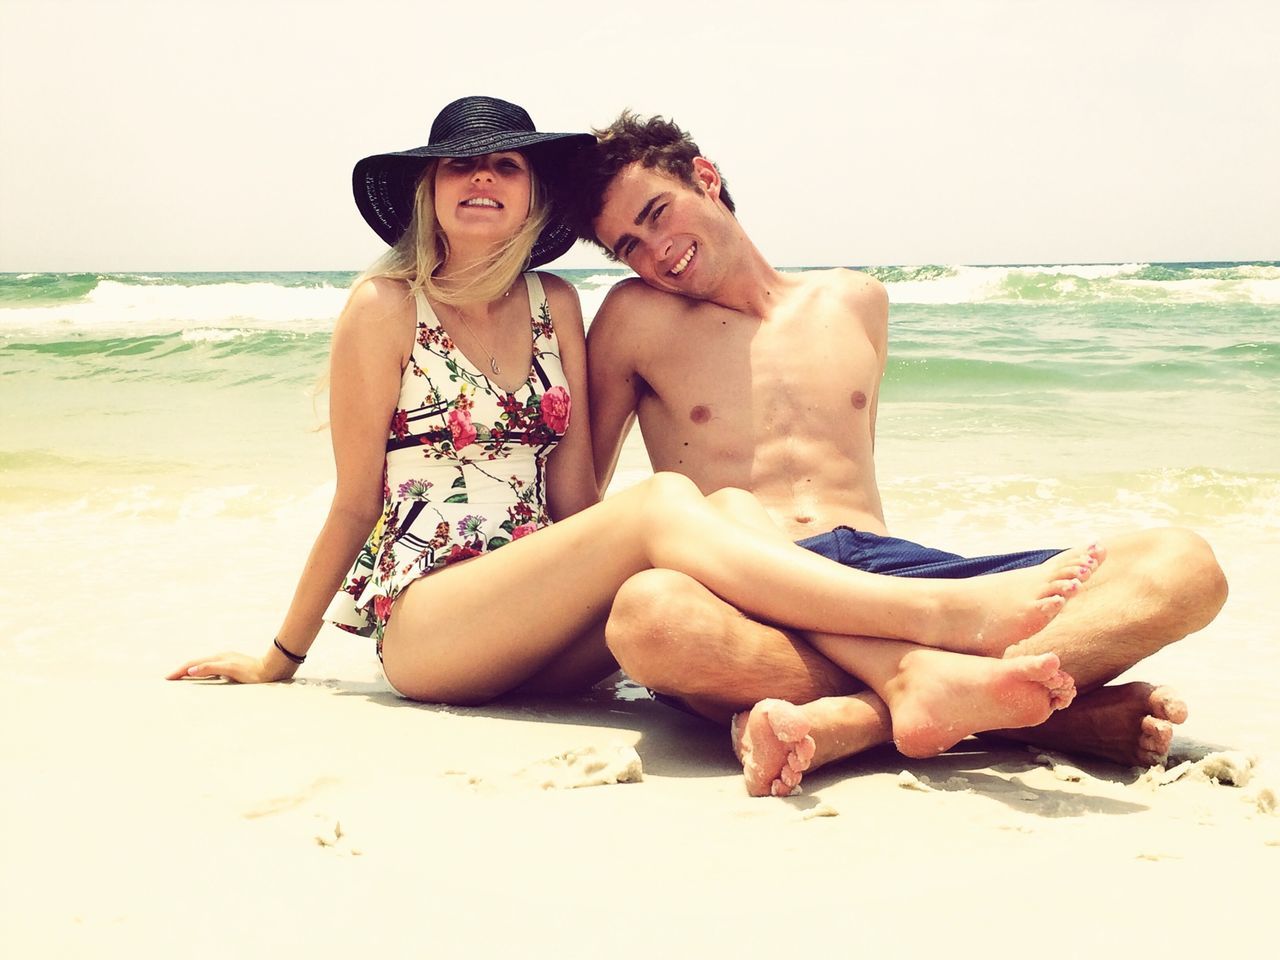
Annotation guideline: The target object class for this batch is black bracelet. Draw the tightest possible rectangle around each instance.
[273,637,307,665]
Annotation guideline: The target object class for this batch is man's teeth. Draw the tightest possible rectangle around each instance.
[462,198,501,208]
[670,243,696,276]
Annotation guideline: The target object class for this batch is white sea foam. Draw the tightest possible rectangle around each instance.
[885,265,1010,304]
[0,279,350,335]
[2,266,1276,336]
[179,327,252,343]
[885,263,1280,305]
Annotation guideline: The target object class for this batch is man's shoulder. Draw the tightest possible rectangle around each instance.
[800,267,887,305]
[592,277,695,337]
[600,276,693,311]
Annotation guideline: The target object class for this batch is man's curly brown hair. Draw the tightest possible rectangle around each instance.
[561,112,736,254]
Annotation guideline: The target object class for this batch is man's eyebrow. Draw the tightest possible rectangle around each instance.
[633,195,662,227]
[609,193,667,259]
[610,232,634,261]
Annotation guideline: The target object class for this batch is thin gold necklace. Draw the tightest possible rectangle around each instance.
[447,302,502,376]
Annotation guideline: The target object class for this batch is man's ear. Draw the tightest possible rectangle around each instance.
[692,156,721,200]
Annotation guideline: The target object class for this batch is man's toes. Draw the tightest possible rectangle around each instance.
[1151,687,1188,724]
[730,713,748,761]
[1140,716,1174,752]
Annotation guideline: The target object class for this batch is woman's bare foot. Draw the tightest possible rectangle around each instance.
[984,682,1188,766]
[884,648,1077,758]
[919,543,1106,656]
[732,699,817,798]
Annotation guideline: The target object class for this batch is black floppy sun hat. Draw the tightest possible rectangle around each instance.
[353,96,595,269]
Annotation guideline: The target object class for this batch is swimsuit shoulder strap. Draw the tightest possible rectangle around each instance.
[411,286,438,329]
[524,271,547,323]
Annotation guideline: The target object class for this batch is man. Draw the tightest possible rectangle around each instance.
[565,113,1228,797]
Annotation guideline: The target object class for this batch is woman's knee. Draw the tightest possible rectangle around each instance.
[641,471,703,510]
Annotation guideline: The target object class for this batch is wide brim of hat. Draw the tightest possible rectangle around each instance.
[352,131,594,268]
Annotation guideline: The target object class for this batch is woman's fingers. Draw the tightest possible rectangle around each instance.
[165,653,255,682]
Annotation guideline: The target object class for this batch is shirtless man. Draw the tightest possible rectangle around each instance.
[566,113,1229,797]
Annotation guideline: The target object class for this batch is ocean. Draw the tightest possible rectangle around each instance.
[3,264,1277,754]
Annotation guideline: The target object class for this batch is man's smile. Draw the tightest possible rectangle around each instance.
[669,241,697,277]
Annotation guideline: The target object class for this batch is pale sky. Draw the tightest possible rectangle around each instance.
[2,0,1277,271]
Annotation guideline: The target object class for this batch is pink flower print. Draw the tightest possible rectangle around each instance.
[389,410,409,439]
[539,386,571,435]
[448,408,477,449]
[511,522,538,540]
[372,594,395,623]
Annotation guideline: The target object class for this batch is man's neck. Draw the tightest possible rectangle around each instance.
[702,238,790,316]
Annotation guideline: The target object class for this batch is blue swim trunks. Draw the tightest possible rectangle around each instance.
[795,526,1064,578]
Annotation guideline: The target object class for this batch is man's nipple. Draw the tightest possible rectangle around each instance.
[689,405,711,424]
[851,391,867,410]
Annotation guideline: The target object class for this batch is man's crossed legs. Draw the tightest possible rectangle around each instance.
[606,503,1227,796]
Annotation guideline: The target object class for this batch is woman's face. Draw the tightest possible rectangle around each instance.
[433,151,533,248]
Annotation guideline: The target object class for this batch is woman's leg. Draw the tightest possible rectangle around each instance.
[640,477,1102,656]
[382,473,1099,702]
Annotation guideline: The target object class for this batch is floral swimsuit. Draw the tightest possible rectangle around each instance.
[326,273,571,647]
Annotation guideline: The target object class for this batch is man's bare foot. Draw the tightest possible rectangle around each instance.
[884,648,1077,758]
[921,543,1106,656]
[984,681,1188,766]
[732,699,817,798]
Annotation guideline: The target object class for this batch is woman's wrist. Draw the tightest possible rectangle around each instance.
[273,636,307,664]
[264,641,304,680]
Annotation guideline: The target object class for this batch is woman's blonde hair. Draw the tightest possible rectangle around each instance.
[358,158,550,305]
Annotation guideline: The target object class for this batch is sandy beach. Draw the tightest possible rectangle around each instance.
[4,657,1276,957]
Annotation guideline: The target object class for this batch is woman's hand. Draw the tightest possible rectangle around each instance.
[165,649,297,684]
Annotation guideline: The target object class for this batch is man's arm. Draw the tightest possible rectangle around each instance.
[586,282,648,493]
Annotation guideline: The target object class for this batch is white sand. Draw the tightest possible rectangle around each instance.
[3,656,1276,958]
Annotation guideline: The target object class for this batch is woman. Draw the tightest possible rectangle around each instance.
[169,96,1097,745]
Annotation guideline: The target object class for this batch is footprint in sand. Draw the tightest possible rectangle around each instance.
[312,815,362,855]
[517,744,643,790]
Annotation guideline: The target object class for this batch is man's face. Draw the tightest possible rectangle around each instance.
[592,159,727,299]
